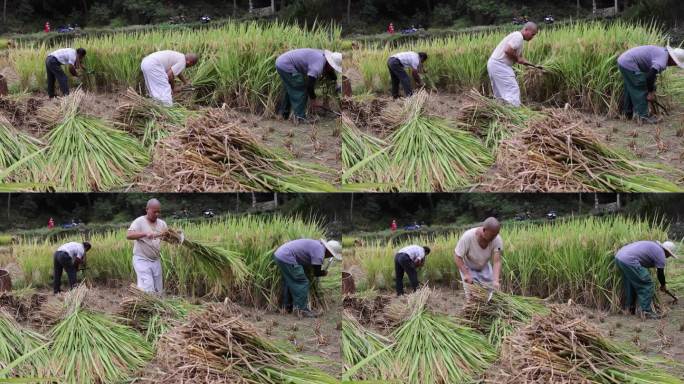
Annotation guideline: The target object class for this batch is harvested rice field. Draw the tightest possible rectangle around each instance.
[341,21,684,192]
[0,206,342,383]
[342,212,684,383]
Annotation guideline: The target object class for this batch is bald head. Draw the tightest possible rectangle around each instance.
[185,53,199,67]
[481,217,501,243]
[521,22,538,41]
[146,199,161,222]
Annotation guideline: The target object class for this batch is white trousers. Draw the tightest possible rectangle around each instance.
[459,262,493,298]
[133,255,163,294]
[487,58,521,107]
[141,57,173,106]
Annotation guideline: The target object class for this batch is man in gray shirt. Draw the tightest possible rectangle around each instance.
[614,240,678,319]
[617,45,684,123]
[275,48,342,123]
[273,238,342,318]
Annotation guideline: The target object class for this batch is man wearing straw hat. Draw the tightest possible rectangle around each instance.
[53,241,92,294]
[394,244,431,296]
[273,238,342,318]
[127,198,168,294]
[617,45,684,124]
[45,47,87,98]
[614,240,678,319]
[454,217,503,297]
[141,50,199,106]
[275,48,343,124]
[487,22,538,107]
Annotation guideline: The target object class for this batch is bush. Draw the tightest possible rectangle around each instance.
[88,4,113,26]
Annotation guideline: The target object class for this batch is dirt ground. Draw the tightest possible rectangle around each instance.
[344,265,684,378]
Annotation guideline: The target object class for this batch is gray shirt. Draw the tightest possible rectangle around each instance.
[617,45,669,73]
[615,240,666,269]
[275,48,327,78]
[274,239,325,266]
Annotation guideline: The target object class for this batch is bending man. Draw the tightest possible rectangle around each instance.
[53,241,91,294]
[394,244,430,296]
[141,50,198,106]
[127,198,168,294]
[454,217,503,296]
[45,47,86,98]
[487,22,538,106]
[387,51,428,99]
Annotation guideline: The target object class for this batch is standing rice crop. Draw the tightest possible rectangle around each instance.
[48,285,154,384]
[37,90,150,191]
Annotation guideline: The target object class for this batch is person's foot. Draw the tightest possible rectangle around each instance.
[294,116,317,125]
[296,309,319,318]
[637,115,660,125]
[642,311,664,320]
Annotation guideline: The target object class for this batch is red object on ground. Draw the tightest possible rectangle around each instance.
[388,23,395,34]
[44,22,50,33]
[391,219,397,231]
[48,217,55,229]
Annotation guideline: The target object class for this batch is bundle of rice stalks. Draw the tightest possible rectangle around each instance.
[492,304,683,383]
[342,291,392,327]
[161,228,250,296]
[0,310,51,378]
[0,114,44,179]
[48,285,153,384]
[489,108,683,192]
[154,303,340,383]
[115,88,191,147]
[0,287,47,324]
[462,284,548,347]
[390,287,496,384]
[144,109,337,192]
[37,89,150,191]
[119,285,195,344]
[340,113,393,188]
[342,310,394,381]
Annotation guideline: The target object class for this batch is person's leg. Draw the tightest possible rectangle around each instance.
[52,63,69,96]
[277,68,293,119]
[616,259,636,312]
[632,266,655,313]
[287,264,310,311]
[274,257,293,310]
[53,251,63,294]
[459,266,474,299]
[151,259,163,294]
[618,66,634,118]
[397,253,419,292]
[394,253,406,295]
[133,256,156,293]
[487,60,502,99]
[472,263,493,285]
[143,61,173,106]
[280,70,308,119]
[46,58,56,98]
[620,67,649,118]
[391,61,413,97]
[490,60,520,106]
[61,254,78,290]
[388,59,401,98]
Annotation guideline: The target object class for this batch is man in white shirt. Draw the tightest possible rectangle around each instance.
[127,198,168,294]
[487,22,538,107]
[45,47,86,98]
[394,244,430,295]
[53,241,91,294]
[454,217,503,296]
[387,51,428,99]
[141,50,199,106]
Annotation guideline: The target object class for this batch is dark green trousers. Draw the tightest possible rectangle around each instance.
[615,258,654,313]
[274,256,310,311]
[277,68,308,119]
[618,65,649,118]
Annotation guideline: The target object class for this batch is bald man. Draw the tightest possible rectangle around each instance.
[127,199,168,293]
[141,50,199,106]
[454,217,504,296]
[487,22,538,107]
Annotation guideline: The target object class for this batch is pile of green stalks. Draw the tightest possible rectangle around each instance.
[0,114,44,182]
[119,284,195,344]
[461,283,548,347]
[152,303,341,384]
[492,304,683,383]
[0,310,51,379]
[351,21,678,115]
[354,216,668,311]
[144,108,337,192]
[47,285,154,384]
[161,227,251,297]
[10,21,340,115]
[14,215,324,309]
[37,90,150,191]
[342,91,493,192]
[115,88,192,148]
[488,107,683,192]
[340,113,391,189]
[341,310,395,381]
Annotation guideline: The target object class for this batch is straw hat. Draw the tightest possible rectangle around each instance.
[658,240,679,258]
[324,50,343,73]
[666,46,684,69]
[321,239,343,260]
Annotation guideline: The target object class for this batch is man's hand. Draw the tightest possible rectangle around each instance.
[320,270,328,277]
[415,259,425,268]
[493,280,501,290]
[463,273,473,284]
[647,92,656,102]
